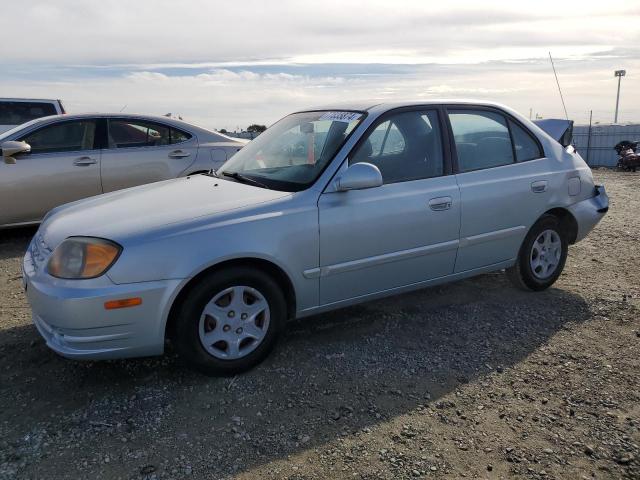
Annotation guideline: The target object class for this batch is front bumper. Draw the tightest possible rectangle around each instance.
[567,185,609,243]
[23,242,182,360]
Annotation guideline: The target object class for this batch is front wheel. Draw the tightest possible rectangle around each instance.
[174,267,286,375]
[506,215,568,291]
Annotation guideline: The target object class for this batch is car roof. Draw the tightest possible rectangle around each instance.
[3,113,245,144]
[298,99,512,114]
[36,112,202,126]
[0,97,61,103]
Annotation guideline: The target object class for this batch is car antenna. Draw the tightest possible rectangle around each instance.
[119,104,127,112]
[548,52,569,120]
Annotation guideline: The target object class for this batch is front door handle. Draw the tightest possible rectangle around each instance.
[429,196,452,211]
[169,150,191,158]
[73,156,97,166]
[531,180,548,193]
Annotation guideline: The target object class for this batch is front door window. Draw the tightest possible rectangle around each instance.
[350,110,444,183]
[20,121,97,154]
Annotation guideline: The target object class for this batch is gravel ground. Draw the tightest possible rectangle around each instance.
[0,170,638,480]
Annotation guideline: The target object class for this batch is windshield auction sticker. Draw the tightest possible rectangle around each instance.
[318,111,362,122]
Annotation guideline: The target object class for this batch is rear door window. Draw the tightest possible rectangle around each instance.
[108,119,192,148]
[448,110,514,172]
[19,120,97,154]
[108,120,171,148]
[170,127,192,144]
[0,101,58,125]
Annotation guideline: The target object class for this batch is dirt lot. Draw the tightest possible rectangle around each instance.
[0,170,638,480]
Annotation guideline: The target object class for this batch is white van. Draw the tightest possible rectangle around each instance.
[0,98,66,134]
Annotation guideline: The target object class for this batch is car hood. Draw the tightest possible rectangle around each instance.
[41,175,290,247]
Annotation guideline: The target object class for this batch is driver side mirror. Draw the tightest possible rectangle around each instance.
[335,162,383,191]
[2,141,31,164]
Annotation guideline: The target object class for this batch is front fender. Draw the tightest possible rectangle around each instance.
[106,202,320,312]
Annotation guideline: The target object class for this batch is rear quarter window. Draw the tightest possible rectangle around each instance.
[509,120,543,161]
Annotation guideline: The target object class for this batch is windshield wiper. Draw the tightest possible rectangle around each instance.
[220,171,269,189]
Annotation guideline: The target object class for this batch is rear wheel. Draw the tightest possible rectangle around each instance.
[506,215,568,291]
[174,267,286,375]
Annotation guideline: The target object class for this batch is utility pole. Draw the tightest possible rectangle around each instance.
[586,110,593,165]
[614,70,626,123]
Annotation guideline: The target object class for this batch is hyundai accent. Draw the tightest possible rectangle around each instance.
[23,101,609,375]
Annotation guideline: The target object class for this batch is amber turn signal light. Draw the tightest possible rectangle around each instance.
[104,297,142,310]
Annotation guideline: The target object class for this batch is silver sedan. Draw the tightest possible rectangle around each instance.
[0,113,246,227]
[23,100,608,375]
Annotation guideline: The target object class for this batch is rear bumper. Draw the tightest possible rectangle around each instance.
[567,185,609,243]
[24,253,182,360]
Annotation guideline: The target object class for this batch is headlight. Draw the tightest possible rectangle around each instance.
[47,237,122,279]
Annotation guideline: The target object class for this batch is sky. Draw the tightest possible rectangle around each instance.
[1,0,639,130]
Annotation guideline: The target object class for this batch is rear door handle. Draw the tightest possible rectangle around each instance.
[169,150,191,158]
[429,196,452,211]
[531,180,548,193]
[73,156,97,166]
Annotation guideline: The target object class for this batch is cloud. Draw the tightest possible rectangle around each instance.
[0,0,638,126]
[2,0,638,64]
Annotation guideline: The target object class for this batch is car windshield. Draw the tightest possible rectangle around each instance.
[217,110,365,191]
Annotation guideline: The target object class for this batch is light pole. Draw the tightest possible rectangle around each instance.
[614,69,626,123]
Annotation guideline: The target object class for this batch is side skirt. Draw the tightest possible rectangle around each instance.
[296,258,516,319]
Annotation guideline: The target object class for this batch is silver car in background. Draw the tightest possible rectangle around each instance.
[0,113,247,227]
[23,100,608,375]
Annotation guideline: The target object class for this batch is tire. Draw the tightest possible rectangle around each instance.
[506,214,568,291]
[174,267,286,375]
